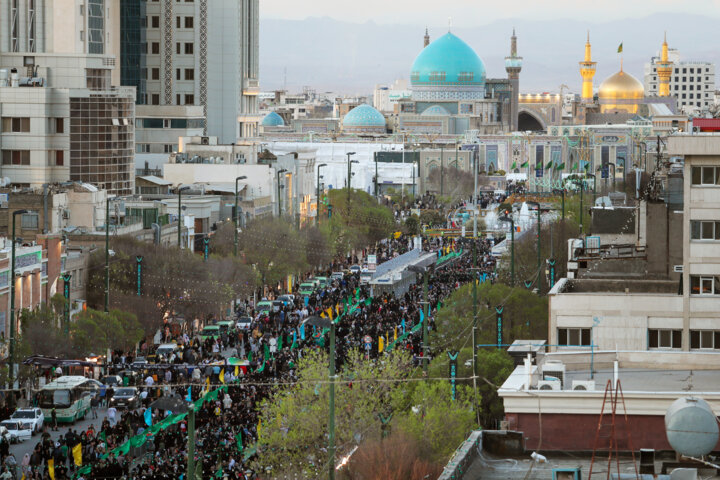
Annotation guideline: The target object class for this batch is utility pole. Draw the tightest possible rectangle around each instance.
[187,405,195,480]
[346,152,357,224]
[316,164,327,226]
[177,186,190,248]
[276,169,287,217]
[234,176,247,256]
[423,269,429,373]
[9,210,30,405]
[328,320,337,479]
[105,196,110,312]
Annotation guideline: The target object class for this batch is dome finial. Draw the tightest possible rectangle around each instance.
[448,17,452,32]
[586,30,590,44]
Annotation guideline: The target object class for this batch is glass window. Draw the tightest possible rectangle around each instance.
[702,221,714,239]
[703,167,715,184]
[184,17,193,28]
[649,329,682,349]
[557,328,591,346]
[21,213,39,229]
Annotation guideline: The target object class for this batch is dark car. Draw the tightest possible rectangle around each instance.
[109,387,140,409]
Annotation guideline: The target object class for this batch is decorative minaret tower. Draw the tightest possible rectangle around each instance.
[505,28,523,131]
[579,31,597,103]
[656,33,673,97]
[424,27,430,48]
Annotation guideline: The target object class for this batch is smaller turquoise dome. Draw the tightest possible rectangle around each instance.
[343,104,386,127]
[261,112,285,127]
[421,105,450,116]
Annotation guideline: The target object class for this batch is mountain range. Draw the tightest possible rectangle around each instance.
[259,14,720,96]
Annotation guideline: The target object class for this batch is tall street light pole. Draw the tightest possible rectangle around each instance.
[440,144,445,197]
[499,212,515,287]
[316,163,327,226]
[276,169,287,217]
[526,201,541,292]
[234,176,247,257]
[177,185,190,248]
[346,152,356,222]
[9,209,30,406]
[409,265,432,373]
[105,195,111,313]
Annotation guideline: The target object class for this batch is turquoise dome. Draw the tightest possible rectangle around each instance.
[411,32,486,86]
[261,112,285,127]
[342,104,386,127]
[421,104,450,116]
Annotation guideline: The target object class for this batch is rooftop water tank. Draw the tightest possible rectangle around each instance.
[665,397,719,457]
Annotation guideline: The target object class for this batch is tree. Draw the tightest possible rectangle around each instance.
[419,210,445,229]
[426,347,514,428]
[70,308,144,356]
[326,189,396,251]
[254,349,412,478]
[391,380,477,463]
[431,282,548,351]
[404,215,420,236]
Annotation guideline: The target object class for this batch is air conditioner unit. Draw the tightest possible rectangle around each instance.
[572,380,595,391]
[538,380,561,391]
[200,136,210,145]
[542,360,566,388]
[673,265,683,273]
[62,210,70,220]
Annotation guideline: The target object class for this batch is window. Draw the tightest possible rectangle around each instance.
[648,329,682,349]
[170,119,188,128]
[176,94,181,105]
[151,16,159,28]
[176,42,181,55]
[690,330,720,350]
[176,68,181,80]
[690,275,720,295]
[690,220,720,240]
[1,150,30,165]
[184,43,193,54]
[184,69,194,80]
[184,17,193,28]
[53,150,64,166]
[185,94,194,105]
[164,144,173,153]
[151,94,159,105]
[142,118,164,129]
[55,118,64,134]
[21,213,39,230]
[1,117,30,133]
[691,166,720,186]
[557,328,591,346]
[176,16,181,28]
[151,42,159,54]
[151,68,159,80]
[136,143,150,153]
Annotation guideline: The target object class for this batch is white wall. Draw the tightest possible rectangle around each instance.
[162,163,274,200]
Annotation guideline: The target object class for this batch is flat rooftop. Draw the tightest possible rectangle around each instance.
[554,278,679,294]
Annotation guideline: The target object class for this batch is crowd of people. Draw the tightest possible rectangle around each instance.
[11,233,498,480]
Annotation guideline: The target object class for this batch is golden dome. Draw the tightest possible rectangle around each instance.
[598,68,644,113]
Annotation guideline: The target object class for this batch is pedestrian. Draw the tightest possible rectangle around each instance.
[50,406,58,431]
[107,405,117,427]
[90,394,99,419]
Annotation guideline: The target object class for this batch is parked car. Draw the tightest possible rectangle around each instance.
[298,283,315,297]
[0,424,22,444]
[277,295,294,307]
[109,387,140,409]
[330,272,344,282]
[100,375,123,387]
[217,320,235,334]
[315,276,328,289]
[256,301,273,316]
[236,316,252,331]
[132,357,149,369]
[349,265,361,274]
[155,343,179,361]
[10,407,44,434]
[199,325,220,341]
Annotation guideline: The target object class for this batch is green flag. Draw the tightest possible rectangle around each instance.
[555,162,566,171]
[236,431,244,451]
[571,162,577,171]
[617,42,623,53]
[520,160,529,168]
[545,160,553,170]
[511,161,517,170]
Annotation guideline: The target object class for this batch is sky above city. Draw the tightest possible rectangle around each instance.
[261,0,720,25]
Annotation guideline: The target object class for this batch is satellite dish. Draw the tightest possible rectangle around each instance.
[665,397,719,457]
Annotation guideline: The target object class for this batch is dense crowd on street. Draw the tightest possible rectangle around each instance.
[10,233,497,480]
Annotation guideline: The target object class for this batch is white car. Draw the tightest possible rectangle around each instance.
[349,265,361,274]
[0,421,31,443]
[10,407,44,434]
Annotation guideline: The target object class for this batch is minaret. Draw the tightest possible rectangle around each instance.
[656,32,673,97]
[579,31,597,103]
[424,27,430,48]
[505,28,523,131]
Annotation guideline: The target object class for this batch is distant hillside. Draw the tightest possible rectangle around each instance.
[259,14,720,95]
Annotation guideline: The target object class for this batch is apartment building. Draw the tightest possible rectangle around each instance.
[644,49,716,115]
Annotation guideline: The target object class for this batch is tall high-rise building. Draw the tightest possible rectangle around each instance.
[644,45,716,115]
[0,0,136,195]
[505,29,522,131]
[579,32,597,103]
[130,0,260,143]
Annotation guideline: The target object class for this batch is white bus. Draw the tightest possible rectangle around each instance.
[37,376,95,424]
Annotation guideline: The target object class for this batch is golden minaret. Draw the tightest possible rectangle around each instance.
[656,33,673,97]
[579,31,597,103]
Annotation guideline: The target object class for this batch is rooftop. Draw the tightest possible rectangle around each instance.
[551,278,679,295]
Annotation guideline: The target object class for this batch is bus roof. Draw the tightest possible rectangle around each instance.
[41,376,91,389]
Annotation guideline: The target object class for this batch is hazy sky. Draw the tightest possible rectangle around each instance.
[261,0,720,25]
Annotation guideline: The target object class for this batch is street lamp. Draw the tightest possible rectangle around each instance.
[346,152,357,223]
[177,185,191,248]
[9,209,31,406]
[552,188,565,220]
[408,264,433,373]
[499,212,515,287]
[104,195,112,313]
[276,169,287,217]
[526,201,542,292]
[234,176,247,257]
[316,163,327,226]
[303,315,336,480]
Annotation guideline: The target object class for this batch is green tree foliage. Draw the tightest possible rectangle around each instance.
[70,308,144,356]
[391,380,476,463]
[404,215,420,236]
[254,349,412,477]
[426,347,514,428]
[432,282,548,351]
[326,189,396,250]
[419,209,446,228]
